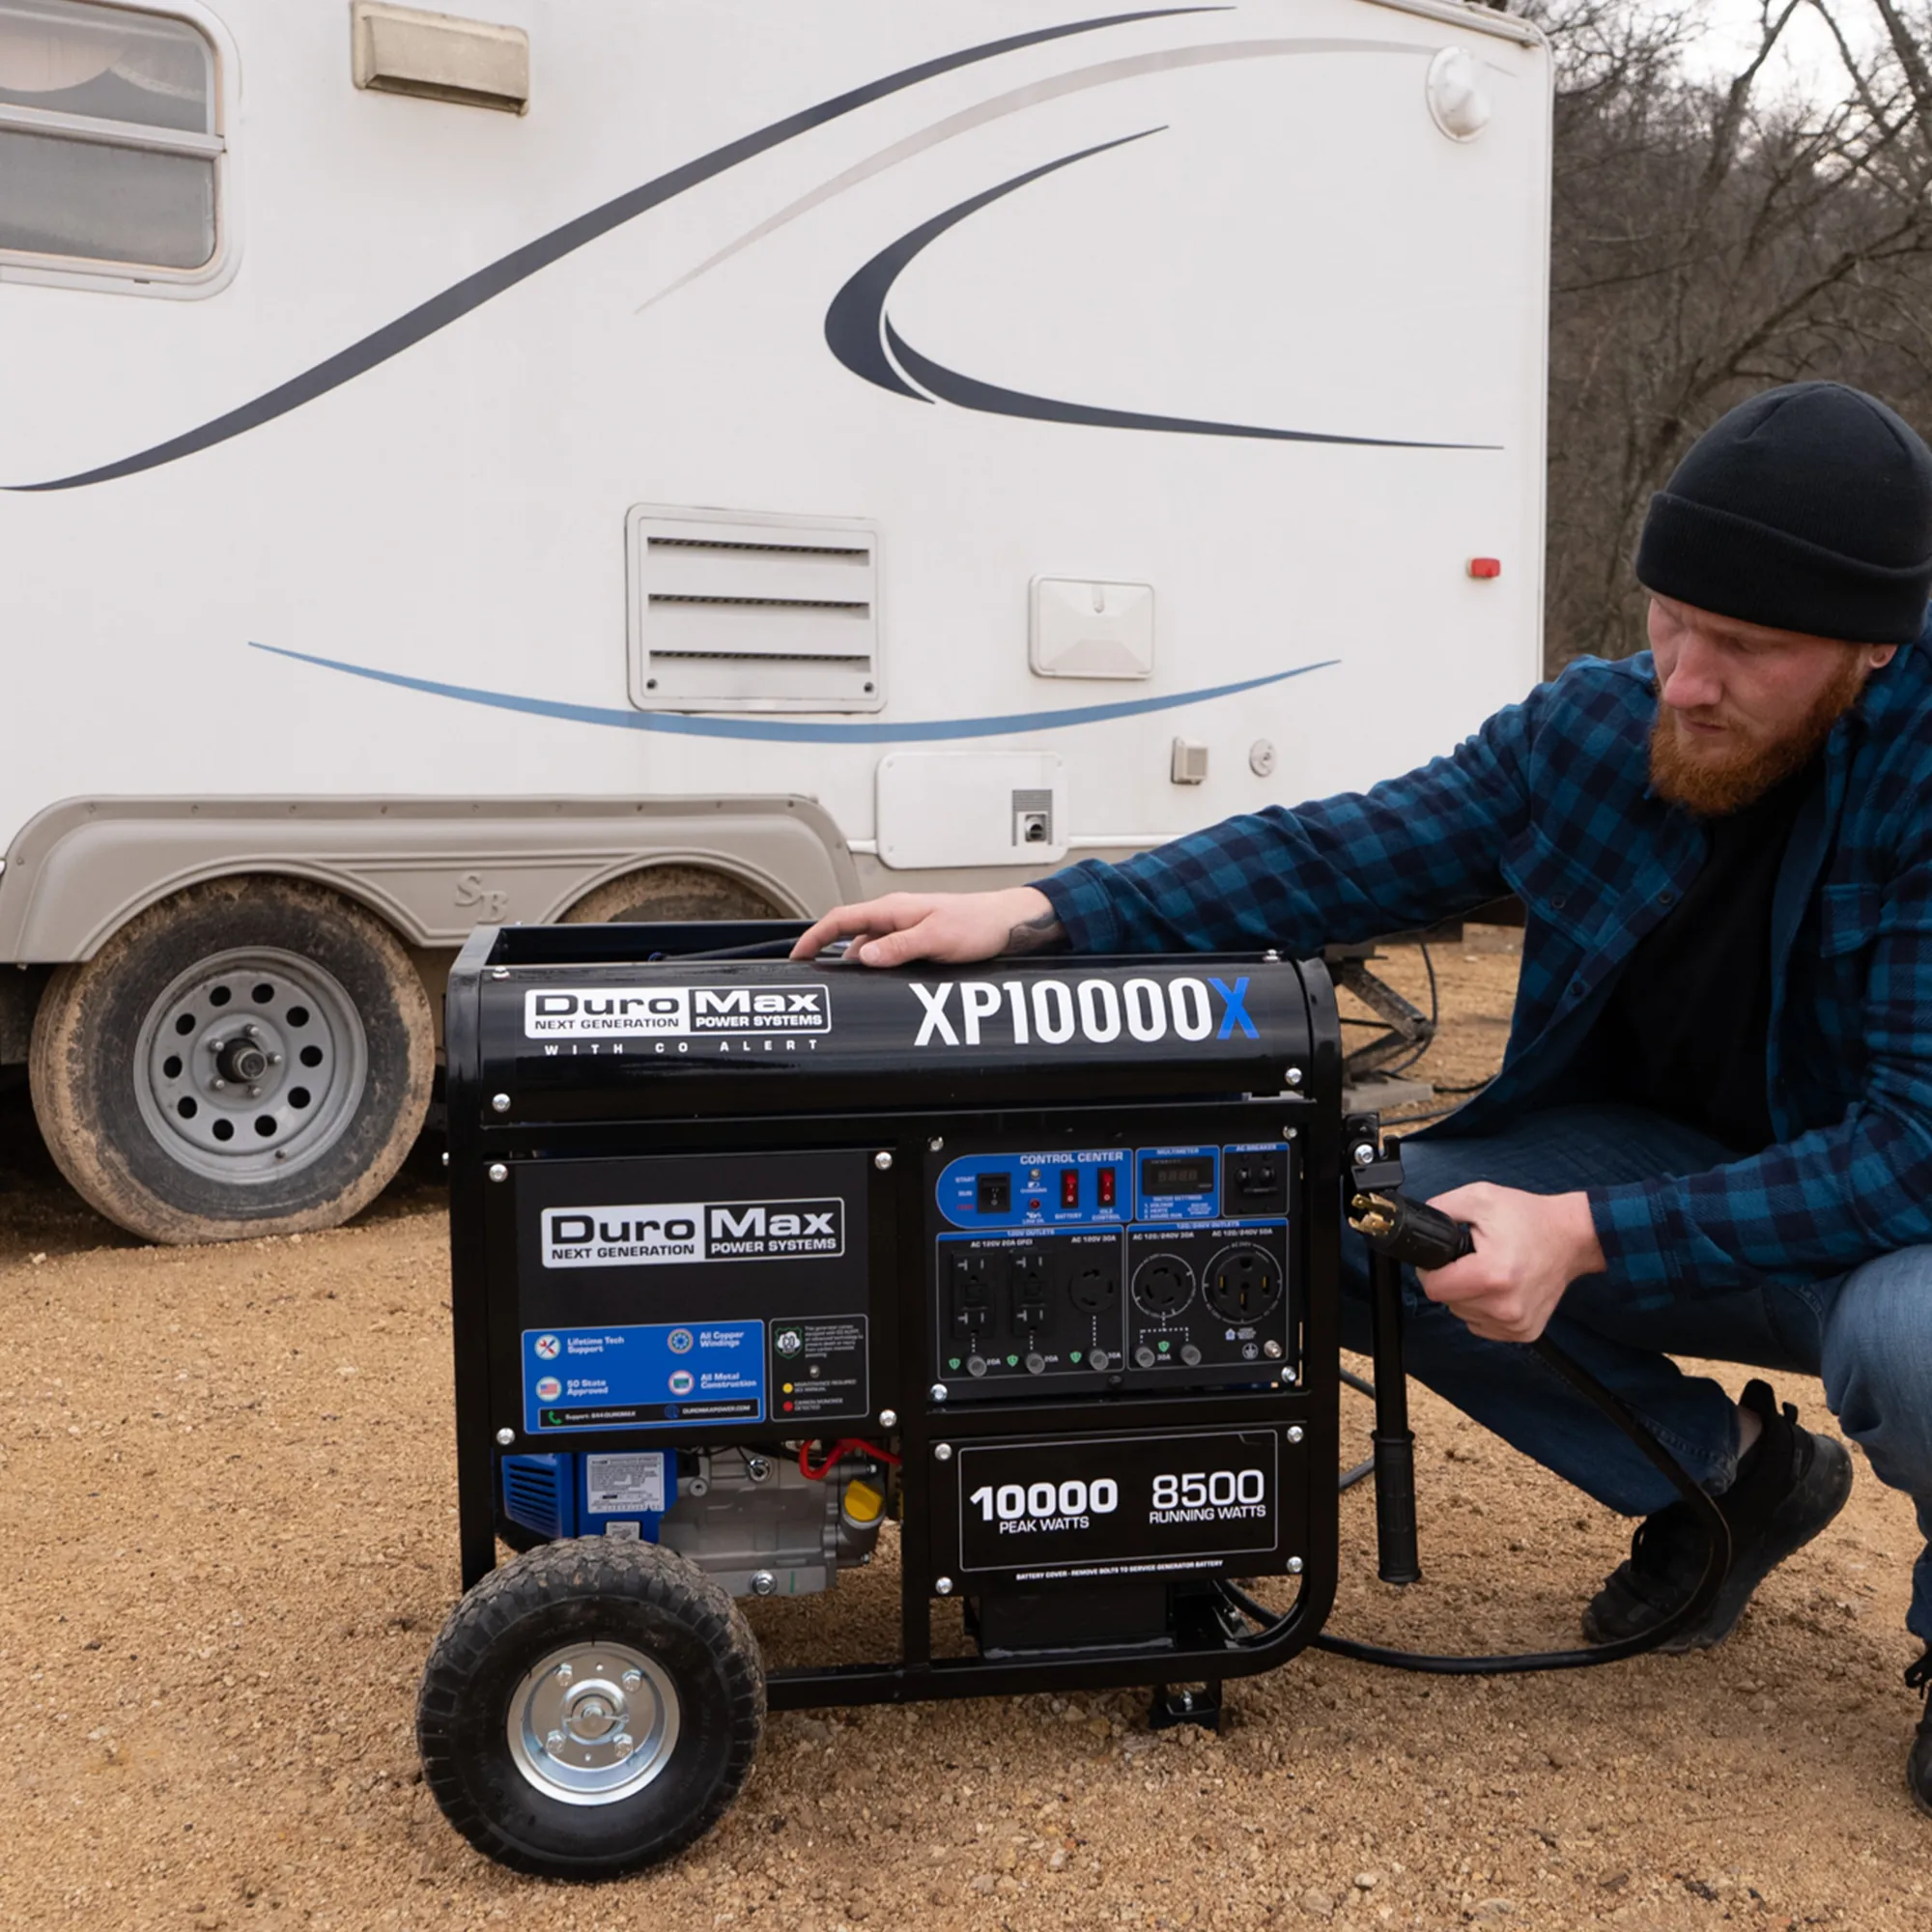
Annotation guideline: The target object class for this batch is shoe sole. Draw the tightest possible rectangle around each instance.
[1582,1435,1855,1654]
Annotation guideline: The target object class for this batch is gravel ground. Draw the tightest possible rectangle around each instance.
[2,939,1927,1931]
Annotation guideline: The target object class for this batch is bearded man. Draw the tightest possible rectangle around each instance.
[794,383,1932,1814]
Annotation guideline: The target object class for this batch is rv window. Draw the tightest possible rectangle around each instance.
[0,0,221,275]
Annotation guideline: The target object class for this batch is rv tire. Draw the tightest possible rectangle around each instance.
[29,877,434,1243]
[562,863,786,924]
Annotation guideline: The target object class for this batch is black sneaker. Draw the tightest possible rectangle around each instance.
[1909,1652,1932,1818]
[1581,1379,1853,1653]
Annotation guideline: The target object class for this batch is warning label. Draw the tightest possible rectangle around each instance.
[585,1452,668,1515]
[769,1316,869,1422]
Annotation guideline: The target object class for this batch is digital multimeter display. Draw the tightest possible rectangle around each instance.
[1141,1155,1214,1197]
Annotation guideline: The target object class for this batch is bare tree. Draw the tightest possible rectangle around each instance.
[1534,0,1932,668]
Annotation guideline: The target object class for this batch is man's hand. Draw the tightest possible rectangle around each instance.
[790,886,1064,967]
[1413,1182,1606,1344]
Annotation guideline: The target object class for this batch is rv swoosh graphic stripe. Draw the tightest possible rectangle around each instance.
[246,642,1337,744]
[824,130,1162,400]
[10,9,1220,494]
[884,319,1497,449]
[828,139,1499,452]
[640,39,1434,315]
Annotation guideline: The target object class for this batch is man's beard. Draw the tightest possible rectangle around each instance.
[1649,652,1867,815]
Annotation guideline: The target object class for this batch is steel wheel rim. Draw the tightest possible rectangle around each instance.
[133,947,368,1184]
[507,1640,681,1805]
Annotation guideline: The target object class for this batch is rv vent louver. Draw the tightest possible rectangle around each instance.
[626,508,883,713]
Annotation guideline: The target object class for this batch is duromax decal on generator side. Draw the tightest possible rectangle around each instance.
[542,1198,845,1267]
[525,985,832,1039]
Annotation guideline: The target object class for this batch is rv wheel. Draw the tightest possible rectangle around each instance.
[417,1538,764,1879]
[562,863,786,923]
[29,878,433,1243]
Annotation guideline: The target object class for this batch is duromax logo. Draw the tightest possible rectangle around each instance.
[908,976,1258,1048]
[524,984,830,1039]
[541,1199,844,1268]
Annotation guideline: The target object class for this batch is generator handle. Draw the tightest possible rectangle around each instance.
[1344,1117,1476,1588]
[1367,1244,1422,1586]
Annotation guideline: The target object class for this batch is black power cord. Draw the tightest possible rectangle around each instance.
[1225,1333,1731,1673]
[1378,940,1440,1081]
[1224,1182,1733,1677]
[1315,1335,1727,1672]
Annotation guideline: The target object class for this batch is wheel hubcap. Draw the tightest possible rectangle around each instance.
[508,1641,680,1805]
[214,1037,270,1085]
[133,948,368,1183]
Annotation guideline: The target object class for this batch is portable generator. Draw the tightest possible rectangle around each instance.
[417,919,1725,1879]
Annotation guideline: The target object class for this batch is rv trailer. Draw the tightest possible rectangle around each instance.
[0,0,1551,1241]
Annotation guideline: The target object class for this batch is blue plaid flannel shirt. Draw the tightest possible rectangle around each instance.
[1037,637,1932,1294]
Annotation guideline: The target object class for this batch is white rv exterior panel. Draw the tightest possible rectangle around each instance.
[1031,578,1154,679]
[0,0,1551,958]
[877,753,1066,871]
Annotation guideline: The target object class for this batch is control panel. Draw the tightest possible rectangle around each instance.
[936,1150,1127,1229]
[931,1140,1294,1399]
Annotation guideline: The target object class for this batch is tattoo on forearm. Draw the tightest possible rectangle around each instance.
[1003,909,1065,955]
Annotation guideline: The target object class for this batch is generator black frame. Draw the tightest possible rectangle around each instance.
[443,919,1345,1711]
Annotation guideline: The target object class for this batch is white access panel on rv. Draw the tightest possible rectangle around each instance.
[0,0,1550,1243]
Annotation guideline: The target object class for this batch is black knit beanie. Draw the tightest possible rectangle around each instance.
[1635,382,1932,645]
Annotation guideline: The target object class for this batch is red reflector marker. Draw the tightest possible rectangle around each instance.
[1468,556,1502,580]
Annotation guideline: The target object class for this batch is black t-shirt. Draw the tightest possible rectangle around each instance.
[1585,763,1819,1153]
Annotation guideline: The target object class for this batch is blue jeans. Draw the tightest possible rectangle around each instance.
[1337,1104,1932,1646]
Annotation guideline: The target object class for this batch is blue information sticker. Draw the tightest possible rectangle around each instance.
[524,1321,764,1434]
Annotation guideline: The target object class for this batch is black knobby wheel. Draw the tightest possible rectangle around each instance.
[416,1539,764,1878]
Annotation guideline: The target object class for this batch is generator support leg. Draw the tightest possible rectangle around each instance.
[1368,1247,1422,1586]
[1148,1682,1223,1732]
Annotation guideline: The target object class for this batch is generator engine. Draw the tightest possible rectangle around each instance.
[665,1446,888,1595]
[499,1439,889,1596]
